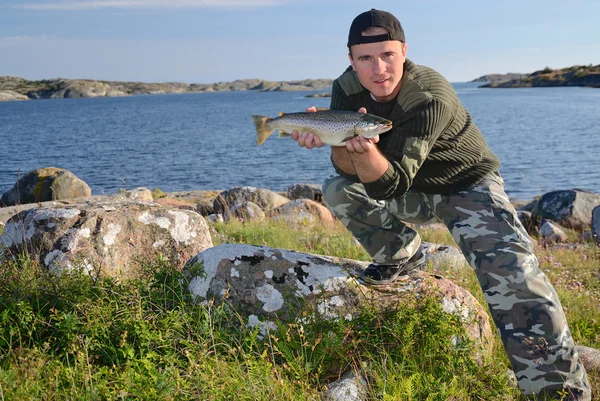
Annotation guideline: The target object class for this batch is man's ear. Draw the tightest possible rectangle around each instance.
[402,43,408,57]
[348,52,355,71]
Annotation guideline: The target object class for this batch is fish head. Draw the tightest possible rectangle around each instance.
[355,114,393,137]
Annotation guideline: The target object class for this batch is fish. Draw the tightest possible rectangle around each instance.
[251,109,393,146]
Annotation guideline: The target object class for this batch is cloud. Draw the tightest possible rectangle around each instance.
[0,35,57,47]
[15,0,284,11]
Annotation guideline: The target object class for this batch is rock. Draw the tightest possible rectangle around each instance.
[183,244,493,355]
[213,186,289,215]
[155,197,196,211]
[53,80,125,98]
[228,201,266,222]
[592,205,600,246]
[286,183,323,202]
[207,214,224,223]
[539,220,569,244]
[421,243,467,271]
[0,188,151,225]
[0,167,91,206]
[521,198,539,213]
[576,345,600,372]
[196,200,215,216]
[110,187,154,203]
[0,90,29,101]
[268,199,335,227]
[321,370,368,401]
[0,202,212,279]
[533,189,600,230]
[516,210,537,235]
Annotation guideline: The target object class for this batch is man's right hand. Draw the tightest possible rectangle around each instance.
[291,106,326,149]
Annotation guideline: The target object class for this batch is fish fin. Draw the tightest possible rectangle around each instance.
[314,107,329,112]
[278,131,292,137]
[340,135,356,143]
[277,111,286,117]
[252,115,274,145]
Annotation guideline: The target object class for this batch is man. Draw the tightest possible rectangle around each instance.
[291,8,592,401]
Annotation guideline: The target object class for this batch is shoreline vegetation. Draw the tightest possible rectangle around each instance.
[0,188,599,399]
[1,64,598,102]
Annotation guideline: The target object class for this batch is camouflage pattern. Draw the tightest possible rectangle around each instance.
[323,172,592,400]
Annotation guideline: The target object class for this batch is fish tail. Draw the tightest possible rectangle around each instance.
[252,115,274,145]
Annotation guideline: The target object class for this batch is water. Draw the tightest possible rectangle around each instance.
[0,84,599,201]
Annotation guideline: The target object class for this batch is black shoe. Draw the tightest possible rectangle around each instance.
[361,249,426,285]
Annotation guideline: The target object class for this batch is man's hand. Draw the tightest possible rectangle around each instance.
[344,107,380,154]
[291,106,325,149]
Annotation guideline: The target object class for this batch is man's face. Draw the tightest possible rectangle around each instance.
[349,32,408,102]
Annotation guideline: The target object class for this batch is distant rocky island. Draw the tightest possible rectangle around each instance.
[469,73,527,84]
[0,76,333,102]
[471,64,600,88]
[2,63,598,102]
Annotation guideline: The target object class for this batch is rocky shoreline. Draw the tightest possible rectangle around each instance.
[3,63,598,102]
[475,65,600,88]
[0,76,333,101]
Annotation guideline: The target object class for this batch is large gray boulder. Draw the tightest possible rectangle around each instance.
[1,167,91,206]
[213,186,289,216]
[183,244,493,354]
[0,202,212,279]
[532,189,600,230]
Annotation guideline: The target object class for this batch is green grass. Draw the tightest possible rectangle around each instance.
[0,217,598,400]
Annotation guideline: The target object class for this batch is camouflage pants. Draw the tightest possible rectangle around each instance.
[322,172,591,400]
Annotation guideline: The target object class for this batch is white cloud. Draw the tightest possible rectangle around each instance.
[15,0,284,11]
[0,35,57,47]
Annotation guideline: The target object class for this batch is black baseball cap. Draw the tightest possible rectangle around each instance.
[347,9,405,48]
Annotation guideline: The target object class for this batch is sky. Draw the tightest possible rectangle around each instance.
[1,0,598,84]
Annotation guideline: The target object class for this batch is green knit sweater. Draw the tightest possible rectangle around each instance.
[330,59,500,200]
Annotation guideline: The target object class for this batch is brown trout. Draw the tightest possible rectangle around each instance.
[252,110,392,146]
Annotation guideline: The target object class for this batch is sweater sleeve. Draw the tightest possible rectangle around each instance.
[362,99,453,200]
[328,79,361,183]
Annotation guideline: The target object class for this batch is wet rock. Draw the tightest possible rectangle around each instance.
[1,167,91,206]
[0,202,212,279]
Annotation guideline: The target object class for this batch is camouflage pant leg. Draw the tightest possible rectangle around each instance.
[432,172,591,399]
[322,175,429,263]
